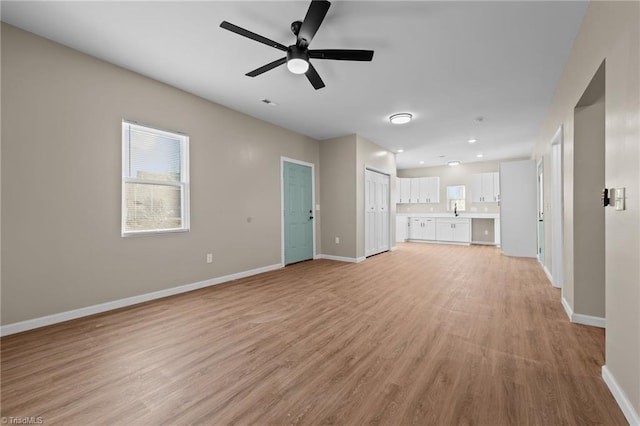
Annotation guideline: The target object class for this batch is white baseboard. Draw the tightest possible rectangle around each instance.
[561,296,573,321]
[540,262,553,286]
[470,241,498,246]
[560,296,605,328]
[603,365,640,426]
[0,263,283,337]
[317,254,366,263]
[572,313,606,328]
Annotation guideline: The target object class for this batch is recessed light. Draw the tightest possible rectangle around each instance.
[389,113,413,125]
[397,149,404,153]
[476,153,484,158]
[468,138,477,144]
[448,161,460,166]
[419,160,425,165]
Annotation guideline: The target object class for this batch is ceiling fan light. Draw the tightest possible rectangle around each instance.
[287,58,309,74]
[286,46,310,74]
[390,113,412,125]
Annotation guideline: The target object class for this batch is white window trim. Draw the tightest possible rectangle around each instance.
[121,120,190,237]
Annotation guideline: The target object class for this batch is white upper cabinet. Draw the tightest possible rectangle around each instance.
[397,178,412,203]
[421,177,440,203]
[493,172,500,202]
[410,178,421,203]
[397,176,440,204]
[411,177,440,203]
[471,172,499,203]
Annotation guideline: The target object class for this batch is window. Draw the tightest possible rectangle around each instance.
[447,185,466,212]
[122,121,189,236]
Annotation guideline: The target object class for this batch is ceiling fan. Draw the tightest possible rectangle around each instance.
[220,0,374,90]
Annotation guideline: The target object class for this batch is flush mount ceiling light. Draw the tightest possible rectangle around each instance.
[476,153,484,158]
[468,138,478,144]
[390,113,413,125]
[448,161,461,166]
[397,149,404,153]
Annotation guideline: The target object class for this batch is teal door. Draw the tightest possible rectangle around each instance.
[284,161,314,265]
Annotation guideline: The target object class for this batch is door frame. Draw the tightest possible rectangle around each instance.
[550,125,564,288]
[281,157,316,267]
[363,165,392,258]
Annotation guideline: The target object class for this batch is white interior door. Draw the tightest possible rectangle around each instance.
[365,169,390,257]
[365,171,376,257]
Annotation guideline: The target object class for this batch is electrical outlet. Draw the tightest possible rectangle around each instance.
[335,237,340,244]
[206,253,213,264]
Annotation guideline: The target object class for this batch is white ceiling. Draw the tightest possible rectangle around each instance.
[1,1,588,169]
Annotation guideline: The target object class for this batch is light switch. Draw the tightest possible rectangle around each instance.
[316,204,321,211]
[614,187,625,211]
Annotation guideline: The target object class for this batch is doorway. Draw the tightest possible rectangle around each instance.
[282,159,315,265]
[571,61,605,322]
[364,168,390,257]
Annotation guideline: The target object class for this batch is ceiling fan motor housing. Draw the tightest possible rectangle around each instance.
[287,45,309,62]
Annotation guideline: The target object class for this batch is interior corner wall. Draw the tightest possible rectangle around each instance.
[573,70,605,318]
[319,135,358,259]
[0,23,321,325]
[355,135,397,259]
[531,1,640,418]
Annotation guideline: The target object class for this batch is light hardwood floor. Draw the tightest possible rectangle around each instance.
[1,243,627,425]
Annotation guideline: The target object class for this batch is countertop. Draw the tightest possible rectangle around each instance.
[397,212,500,219]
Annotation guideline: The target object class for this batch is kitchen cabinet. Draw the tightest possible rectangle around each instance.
[493,172,500,203]
[396,215,408,242]
[407,177,440,203]
[435,218,470,243]
[396,178,412,203]
[471,172,499,203]
[408,217,436,240]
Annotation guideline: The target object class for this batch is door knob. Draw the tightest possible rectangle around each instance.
[309,216,314,220]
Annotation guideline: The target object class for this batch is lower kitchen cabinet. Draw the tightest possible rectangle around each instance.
[435,218,470,243]
[408,217,436,240]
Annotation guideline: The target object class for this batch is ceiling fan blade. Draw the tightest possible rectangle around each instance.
[298,0,331,47]
[309,49,374,61]
[246,57,287,77]
[220,21,288,52]
[305,63,326,90]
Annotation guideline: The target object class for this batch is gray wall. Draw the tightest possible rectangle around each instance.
[1,24,321,324]
[319,134,397,260]
[531,1,640,416]
[319,135,357,259]
[573,66,605,318]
